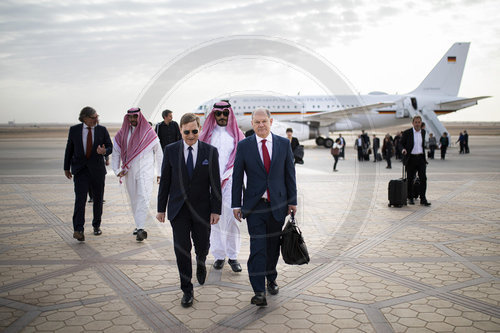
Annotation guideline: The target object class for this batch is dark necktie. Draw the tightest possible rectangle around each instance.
[261,139,271,201]
[86,127,92,159]
[187,146,194,179]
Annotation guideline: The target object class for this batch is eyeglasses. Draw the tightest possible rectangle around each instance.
[183,129,199,135]
[89,115,99,119]
[215,110,229,117]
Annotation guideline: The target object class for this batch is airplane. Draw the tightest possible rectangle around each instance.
[193,42,490,148]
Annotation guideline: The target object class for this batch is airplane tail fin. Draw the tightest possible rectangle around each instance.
[411,42,470,96]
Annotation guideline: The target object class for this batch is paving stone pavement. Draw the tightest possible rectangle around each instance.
[0,136,499,332]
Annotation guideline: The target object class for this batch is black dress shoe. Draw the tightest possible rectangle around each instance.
[420,200,431,206]
[408,198,415,205]
[197,262,207,285]
[136,229,147,241]
[251,292,267,306]
[73,231,85,242]
[88,198,93,203]
[181,292,193,308]
[93,228,102,236]
[267,280,279,295]
[132,228,138,235]
[228,259,242,272]
[213,259,225,270]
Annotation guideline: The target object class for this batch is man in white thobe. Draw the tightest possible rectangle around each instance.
[112,107,163,241]
[199,101,245,272]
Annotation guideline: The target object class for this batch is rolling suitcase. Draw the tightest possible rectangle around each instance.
[388,165,407,207]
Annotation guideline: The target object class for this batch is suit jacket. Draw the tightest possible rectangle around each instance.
[64,123,113,176]
[232,133,297,222]
[157,140,222,221]
[400,127,427,163]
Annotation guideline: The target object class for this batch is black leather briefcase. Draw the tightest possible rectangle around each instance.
[280,213,310,265]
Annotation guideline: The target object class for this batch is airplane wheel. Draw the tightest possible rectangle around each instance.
[324,138,334,148]
[315,137,325,146]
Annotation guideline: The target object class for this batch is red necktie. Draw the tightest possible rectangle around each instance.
[86,127,92,159]
[261,139,271,201]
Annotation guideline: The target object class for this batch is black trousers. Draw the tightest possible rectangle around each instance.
[441,147,447,159]
[357,147,363,161]
[406,154,427,200]
[72,167,105,232]
[333,155,339,170]
[170,203,211,293]
[246,199,284,293]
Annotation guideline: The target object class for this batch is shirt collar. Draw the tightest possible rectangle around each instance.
[413,127,421,134]
[183,140,199,150]
[256,133,272,143]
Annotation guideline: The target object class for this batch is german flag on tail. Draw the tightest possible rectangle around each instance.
[447,56,456,63]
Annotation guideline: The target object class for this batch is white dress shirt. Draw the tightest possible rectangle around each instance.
[183,140,198,166]
[411,128,424,154]
[256,133,273,161]
[256,133,273,200]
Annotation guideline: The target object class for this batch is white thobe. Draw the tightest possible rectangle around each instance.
[209,125,241,260]
[112,127,163,229]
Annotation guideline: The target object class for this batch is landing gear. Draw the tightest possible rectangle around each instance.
[324,138,334,148]
[315,136,334,148]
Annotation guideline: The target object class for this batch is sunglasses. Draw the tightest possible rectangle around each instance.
[127,114,138,118]
[215,110,229,117]
[88,115,99,119]
[183,129,199,135]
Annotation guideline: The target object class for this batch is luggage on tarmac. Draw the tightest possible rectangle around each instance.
[388,165,407,207]
[364,153,370,161]
[376,153,382,161]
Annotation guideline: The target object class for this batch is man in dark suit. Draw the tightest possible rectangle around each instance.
[401,115,431,206]
[232,108,297,307]
[64,106,113,241]
[156,113,221,308]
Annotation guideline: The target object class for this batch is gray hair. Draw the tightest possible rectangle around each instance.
[251,108,271,119]
[78,106,96,122]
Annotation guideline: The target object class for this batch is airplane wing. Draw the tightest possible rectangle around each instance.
[437,96,491,110]
[302,102,395,123]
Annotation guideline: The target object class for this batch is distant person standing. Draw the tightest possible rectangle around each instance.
[382,134,393,169]
[155,109,181,151]
[338,134,346,159]
[440,132,449,160]
[401,115,431,206]
[355,135,364,161]
[372,134,380,162]
[464,130,470,153]
[428,133,437,159]
[456,132,465,154]
[64,106,113,241]
[393,132,402,160]
[112,108,163,241]
[286,128,303,164]
[331,138,342,171]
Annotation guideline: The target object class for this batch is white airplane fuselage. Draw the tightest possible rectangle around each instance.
[193,43,489,146]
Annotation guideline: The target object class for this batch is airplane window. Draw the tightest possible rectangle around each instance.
[327,105,330,108]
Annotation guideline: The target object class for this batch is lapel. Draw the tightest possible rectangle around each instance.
[251,135,267,173]
[177,141,189,184]
[269,133,279,172]
[77,123,85,155]
[191,141,205,180]
[409,129,415,149]
[92,125,99,152]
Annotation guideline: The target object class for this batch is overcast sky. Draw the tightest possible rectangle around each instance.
[1,0,498,124]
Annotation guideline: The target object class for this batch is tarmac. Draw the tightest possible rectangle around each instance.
[0,135,499,332]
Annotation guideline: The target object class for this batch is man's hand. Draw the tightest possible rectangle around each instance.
[64,170,72,180]
[288,205,297,216]
[156,212,165,223]
[210,213,220,225]
[233,209,242,222]
[117,170,127,177]
[157,176,161,184]
[96,144,107,155]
